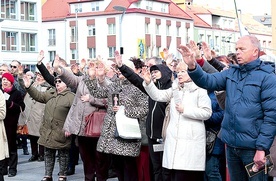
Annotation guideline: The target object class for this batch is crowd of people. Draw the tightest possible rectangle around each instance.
[0,35,276,181]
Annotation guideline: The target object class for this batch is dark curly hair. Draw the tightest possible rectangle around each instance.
[129,57,145,69]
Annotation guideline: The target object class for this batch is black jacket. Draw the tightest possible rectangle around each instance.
[119,64,172,139]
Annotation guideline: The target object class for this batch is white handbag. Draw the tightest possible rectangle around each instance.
[115,106,141,140]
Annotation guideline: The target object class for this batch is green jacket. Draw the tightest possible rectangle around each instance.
[26,86,74,149]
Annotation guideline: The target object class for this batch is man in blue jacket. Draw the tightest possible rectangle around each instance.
[178,35,276,181]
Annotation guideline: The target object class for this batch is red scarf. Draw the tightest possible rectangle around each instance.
[3,86,12,93]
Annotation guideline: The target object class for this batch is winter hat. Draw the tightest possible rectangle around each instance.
[150,65,160,72]
[26,71,35,78]
[2,72,14,84]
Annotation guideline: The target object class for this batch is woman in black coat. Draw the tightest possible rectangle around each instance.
[0,72,25,177]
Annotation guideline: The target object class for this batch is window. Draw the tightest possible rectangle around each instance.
[1,0,16,19]
[108,24,116,35]
[75,4,82,13]
[71,27,77,42]
[186,27,189,44]
[1,31,18,51]
[146,1,153,10]
[21,2,36,21]
[88,25,96,36]
[21,33,36,52]
[176,27,180,37]
[91,2,99,11]
[145,23,149,34]
[108,47,116,58]
[48,51,56,62]
[71,49,77,60]
[215,36,219,46]
[156,24,160,35]
[199,34,204,42]
[48,29,56,46]
[89,48,96,59]
[161,4,166,12]
[166,25,170,36]
[155,47,160,58]
[207,35,211,44]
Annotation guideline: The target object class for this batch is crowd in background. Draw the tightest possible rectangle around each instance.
[0,34,276,181]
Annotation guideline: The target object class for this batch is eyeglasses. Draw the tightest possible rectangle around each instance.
[54,80,62,84]
[10,65,17,69]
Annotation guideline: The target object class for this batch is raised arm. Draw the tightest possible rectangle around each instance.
[115,50,146,94]
[36,50,55,86]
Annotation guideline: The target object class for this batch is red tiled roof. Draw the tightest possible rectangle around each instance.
[185,6,211,28]
[43,0,192,21]
[42,0,70,21]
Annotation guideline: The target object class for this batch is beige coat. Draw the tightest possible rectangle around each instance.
[0,90,9,160]
[18,79,50,136]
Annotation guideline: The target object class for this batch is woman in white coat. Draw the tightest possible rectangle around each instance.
[142,62,212,181]
[0,90,8,181]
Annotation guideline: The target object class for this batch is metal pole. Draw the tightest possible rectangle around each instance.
[119,10,126,54]
[233,0,242,37]
[75,9,78,62]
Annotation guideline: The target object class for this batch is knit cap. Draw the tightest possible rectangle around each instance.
[2,72,14,84]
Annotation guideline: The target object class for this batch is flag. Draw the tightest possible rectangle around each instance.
[237,19,250,37]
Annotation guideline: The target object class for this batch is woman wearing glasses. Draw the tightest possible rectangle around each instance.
[22,75,74,181]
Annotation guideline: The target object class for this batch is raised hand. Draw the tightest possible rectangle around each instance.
[177,43,196,69]
[53,54,60,69]
[80,58,87,69]
[189,41,201,60]
[23,76,31,88]
[18,64,24,76]
[37,50,44,64]
[141,67,151,85]
[202,42,212,61]
[114,50,123,67]
[163,48,169,61]
[96,61,106,82]
[88,62,96,79]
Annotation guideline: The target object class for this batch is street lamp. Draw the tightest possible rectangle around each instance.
[113,6,127,54]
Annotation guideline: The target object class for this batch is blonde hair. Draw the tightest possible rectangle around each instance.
[176,61,188,72]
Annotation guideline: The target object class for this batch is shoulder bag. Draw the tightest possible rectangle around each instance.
[115,106,141,140]
[85,109,106,137]
[206,128,218,155]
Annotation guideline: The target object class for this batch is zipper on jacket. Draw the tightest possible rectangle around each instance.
[150,101,158,139]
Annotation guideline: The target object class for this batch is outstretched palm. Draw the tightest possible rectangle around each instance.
[177,44,195,67]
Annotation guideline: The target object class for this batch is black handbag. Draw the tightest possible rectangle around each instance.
[206,128,218,155]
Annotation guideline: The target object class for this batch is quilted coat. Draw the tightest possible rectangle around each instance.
[188,59,276,151]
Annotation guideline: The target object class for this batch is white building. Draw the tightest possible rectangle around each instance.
[0,0,42,70]
[41,0,194,64]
